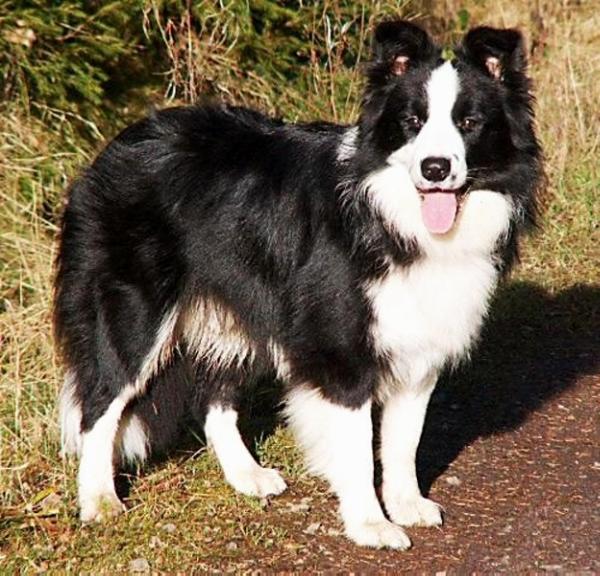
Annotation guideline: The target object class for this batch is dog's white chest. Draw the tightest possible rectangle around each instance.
[367,254,498,389]
[365,188,513,391]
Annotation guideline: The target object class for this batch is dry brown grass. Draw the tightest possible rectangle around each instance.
[0,0,598,571]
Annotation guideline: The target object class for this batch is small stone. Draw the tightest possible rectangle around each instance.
[129,558,150,573]
[287,501,311,513]
[162,523,176,533]
[226,541,238,551]
[303,522,321,535]
[445,475,462,486]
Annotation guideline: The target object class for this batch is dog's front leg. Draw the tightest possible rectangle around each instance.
[286,386,411,549]
[381,375,443,527]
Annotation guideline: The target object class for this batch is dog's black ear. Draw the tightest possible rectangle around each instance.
[371,20,436,76]
[463,27,526,81]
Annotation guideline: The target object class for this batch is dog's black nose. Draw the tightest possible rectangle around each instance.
[421,157,451,182]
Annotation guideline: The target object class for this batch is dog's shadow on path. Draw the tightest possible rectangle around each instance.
[417,280,600,493]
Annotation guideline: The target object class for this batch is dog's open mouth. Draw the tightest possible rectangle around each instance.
[418,187,469,235]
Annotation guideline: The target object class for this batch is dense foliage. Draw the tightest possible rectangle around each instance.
[1,0,429,126]
[0,1,141,117]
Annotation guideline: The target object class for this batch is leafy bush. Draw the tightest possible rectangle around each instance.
[0,1,148,119]
[0,0,415,125]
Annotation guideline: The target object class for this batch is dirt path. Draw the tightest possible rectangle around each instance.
[255,373,598,573]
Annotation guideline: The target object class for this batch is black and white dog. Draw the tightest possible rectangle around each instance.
[55,21,541,548]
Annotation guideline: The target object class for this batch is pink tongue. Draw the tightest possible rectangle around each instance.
[420,192,458,234]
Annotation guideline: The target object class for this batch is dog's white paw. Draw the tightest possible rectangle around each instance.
[346,519,412,549]
[226,465,287,498]
[80,492,125,523]
[385,495,443,527]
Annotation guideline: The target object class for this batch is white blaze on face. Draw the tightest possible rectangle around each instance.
[387,61,467,235]
[414,61,466,189]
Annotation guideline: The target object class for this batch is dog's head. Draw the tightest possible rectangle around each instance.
[354,20,541,237]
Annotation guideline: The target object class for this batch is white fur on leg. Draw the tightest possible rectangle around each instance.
[116,412,149,464]
[204,406,286,498]
[285,386,411,549]
[381,378,442,527]
[78,387,136,523]
[59,370,83,457]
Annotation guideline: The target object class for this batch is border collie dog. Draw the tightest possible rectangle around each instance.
[55,21,541,548]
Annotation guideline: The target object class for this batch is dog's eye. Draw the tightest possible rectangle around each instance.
[405,115,423,131]
[458,117,479,132]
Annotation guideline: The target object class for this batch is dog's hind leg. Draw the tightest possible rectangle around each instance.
[59,365,131,522]
[204,405,287,498]
[61,303,179,523]
[77,385,137,522]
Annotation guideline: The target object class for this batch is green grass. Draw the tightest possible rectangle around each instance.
[0,0,598,571]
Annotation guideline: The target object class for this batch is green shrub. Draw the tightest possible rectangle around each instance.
[0,0,416,126]
[0,1,148,119]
